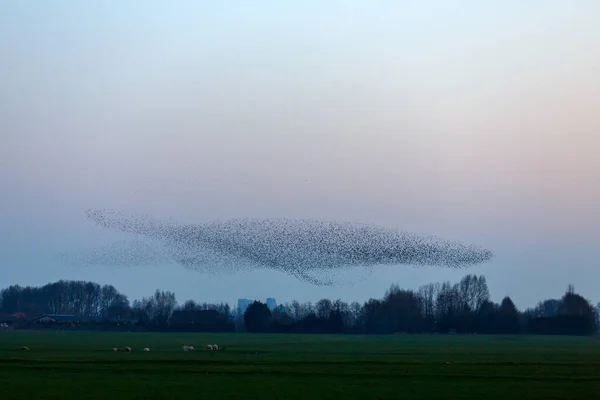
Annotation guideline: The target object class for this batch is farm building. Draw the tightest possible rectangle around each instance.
[0,315,19,324]
[0,313,26,328]
[33,315,90,324]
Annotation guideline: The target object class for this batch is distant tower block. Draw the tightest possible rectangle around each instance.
[266,298,277,311]
[237,299,253,316]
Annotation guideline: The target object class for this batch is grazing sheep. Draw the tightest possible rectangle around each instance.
[143,348,150,352]
[212,344,218,351]
[20,346,30,351]
[112,348,118,352]
[125,346,131,352]
[188,346,194,351]
[207,344,214,351]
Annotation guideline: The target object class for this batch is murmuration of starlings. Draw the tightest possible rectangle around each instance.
[58,209,494,286]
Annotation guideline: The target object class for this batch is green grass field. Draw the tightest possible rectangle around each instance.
[0,331,598,399]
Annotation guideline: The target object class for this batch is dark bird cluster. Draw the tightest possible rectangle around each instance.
[60,209,494,286]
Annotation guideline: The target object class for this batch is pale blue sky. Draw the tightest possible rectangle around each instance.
[1,1,599,309]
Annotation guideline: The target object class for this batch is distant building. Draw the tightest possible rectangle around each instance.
[237,299,253,316]
[0,314,20,325]
[266,298,277,311]
[237,298,278,315]
[33,314,89,324]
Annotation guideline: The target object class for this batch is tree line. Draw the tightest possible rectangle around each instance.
[1,275,598,335]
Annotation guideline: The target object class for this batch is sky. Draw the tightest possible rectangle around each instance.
[1,1,599,310]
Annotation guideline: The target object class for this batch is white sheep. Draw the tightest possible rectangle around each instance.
[207,344,214,351]
[20,346,30,351]
[188,346,195,351]
[112,348,118,352]
[182,345,189,352]
[143,348,150,352]
[125,346,132,352]
[212,344,218,351]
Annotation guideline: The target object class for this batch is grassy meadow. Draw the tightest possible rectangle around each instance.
[0,331,598,399]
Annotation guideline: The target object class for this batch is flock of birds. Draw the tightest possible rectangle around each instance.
[58,209,494,286]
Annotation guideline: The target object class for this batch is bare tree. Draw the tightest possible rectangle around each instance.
[152,290,177,327]
[349,301,363,331]
[435,282,461,319]
[285,300,302,321]
[532,299,561,317]
[315,299,333,319]
[458,275,490,312]
[180,300,199,311]
[417,283,439,318]
[131,290,177,327]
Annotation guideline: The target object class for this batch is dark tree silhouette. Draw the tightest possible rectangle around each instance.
[0,275,598,336]
[497,296,520,334]
[131,290,177,328]
[531,299,561,317]
[244,301,272,333]
[0,281,131,318]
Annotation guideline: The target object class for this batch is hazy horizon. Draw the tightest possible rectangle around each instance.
[1,1,599,310]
